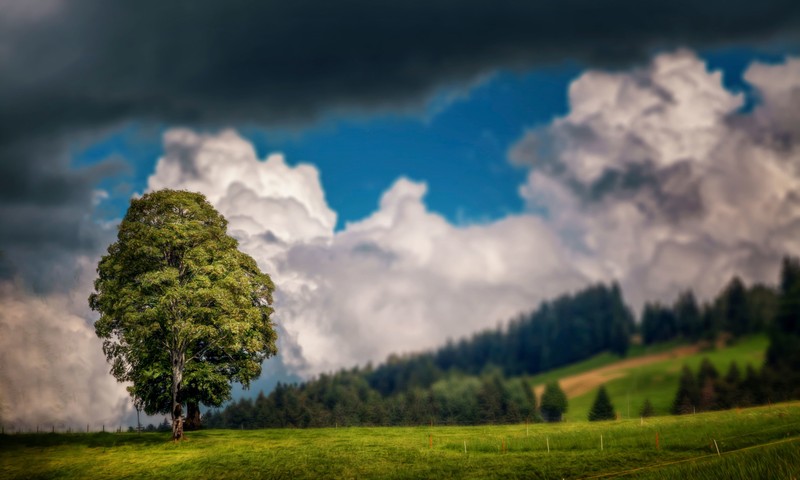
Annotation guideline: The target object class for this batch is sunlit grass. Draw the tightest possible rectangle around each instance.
[2,401,799,479]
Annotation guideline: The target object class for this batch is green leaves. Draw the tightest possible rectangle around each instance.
[90,189,278,417]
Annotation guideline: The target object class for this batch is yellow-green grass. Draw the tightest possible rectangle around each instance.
[3,401,799,479]
[529,335,768,422]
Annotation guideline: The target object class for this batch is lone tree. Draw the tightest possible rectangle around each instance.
[540,381,568,422]
[90,190,278,440]
[588,385,616,421]
[639,398,655,418]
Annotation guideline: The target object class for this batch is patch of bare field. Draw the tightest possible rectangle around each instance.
[534,344,701,399]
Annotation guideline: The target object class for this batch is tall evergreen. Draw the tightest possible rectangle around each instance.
[766,256,800,400]
[720,277,750,336]
[521,378,538,420]
[674,290,702,339]
[540,381,568,422]
[740,364,762,407]
[746,284,778,332]
[639,398,655,418]
[641,302,677,345]
[672,365,699,414]
[697,358,719,386]
[717,362,742,409]
[588,385,616,421]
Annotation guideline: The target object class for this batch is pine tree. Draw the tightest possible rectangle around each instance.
[540,381,568,422]
[696,358,719,411]
[765,256,800,400]
[672,365,698,414]
[740,364,764,406]
[639,398,655,418]
[720,276,750,337]
[674,290,702,339]
[698,377,718,412]
[717,362,742,409]
[588,385,616,421]
[697,358,719,386]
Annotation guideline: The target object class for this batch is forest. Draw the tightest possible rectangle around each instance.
[203,257,800,429]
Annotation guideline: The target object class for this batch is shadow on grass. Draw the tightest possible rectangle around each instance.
[0,432,173,449]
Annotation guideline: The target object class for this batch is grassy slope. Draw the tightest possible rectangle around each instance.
[528,335,768,422]
[2,402,799,479]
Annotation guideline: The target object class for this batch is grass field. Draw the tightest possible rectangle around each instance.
[3,401,799,479]
[528,335,768,421]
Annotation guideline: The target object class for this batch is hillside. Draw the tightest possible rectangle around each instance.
[204,262,784,430]
[529,335,768,422]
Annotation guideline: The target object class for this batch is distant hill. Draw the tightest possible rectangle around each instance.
[205,267,780,429]
[528,335,768,422]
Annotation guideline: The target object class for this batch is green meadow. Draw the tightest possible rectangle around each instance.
[3,401,799,479]
[530,335,768,421]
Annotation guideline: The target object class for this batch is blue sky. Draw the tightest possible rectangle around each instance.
[72,62,578,229]
[75,46,793,234]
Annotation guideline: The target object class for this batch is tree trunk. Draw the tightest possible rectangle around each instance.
[171,351,185,440]
[185,401,201,430]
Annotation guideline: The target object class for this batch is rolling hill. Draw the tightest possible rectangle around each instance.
[529,335,768,422]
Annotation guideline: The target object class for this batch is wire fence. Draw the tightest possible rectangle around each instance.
[0,423,138,434]
[420,408,800,467]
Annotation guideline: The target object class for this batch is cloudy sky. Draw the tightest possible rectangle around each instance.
[1,0,799,428]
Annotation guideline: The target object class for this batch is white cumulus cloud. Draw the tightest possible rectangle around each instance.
[146,50,800,378]
[147,130,589,376]
[512,50,800,307]
[0,261,130,430]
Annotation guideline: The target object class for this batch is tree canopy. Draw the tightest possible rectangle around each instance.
[89,189,277,438]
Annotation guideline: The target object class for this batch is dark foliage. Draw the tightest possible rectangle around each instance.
[540,382,568,423]
[365,283,634,398]
[588,385,615,421]
[639,398,655,418]
[765,256,800,400]
[642,279,777,345]
[672,365,699,415]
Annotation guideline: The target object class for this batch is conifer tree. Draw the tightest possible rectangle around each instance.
[717,362,742,409]
[540,381,568,422]
[697,358,719,386]
[766,256,800,400]
[588,385,616,421]
[740,364,763,406]
[639,398,655,418]
[672,365,699,414]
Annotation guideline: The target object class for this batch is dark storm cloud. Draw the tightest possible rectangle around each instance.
[2,0,799,139]
[0,0,797,288]
[0,132,125,289]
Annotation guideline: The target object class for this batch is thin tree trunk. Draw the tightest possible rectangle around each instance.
[171,351,185,440]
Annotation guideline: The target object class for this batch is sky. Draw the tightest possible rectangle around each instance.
[1,0,799,429]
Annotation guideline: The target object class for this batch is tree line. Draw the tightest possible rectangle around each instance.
[670,257,800,413]
[204,282,635,428]
[368,283,634,397]
[204,257,800,429]
[640,278,777,345]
